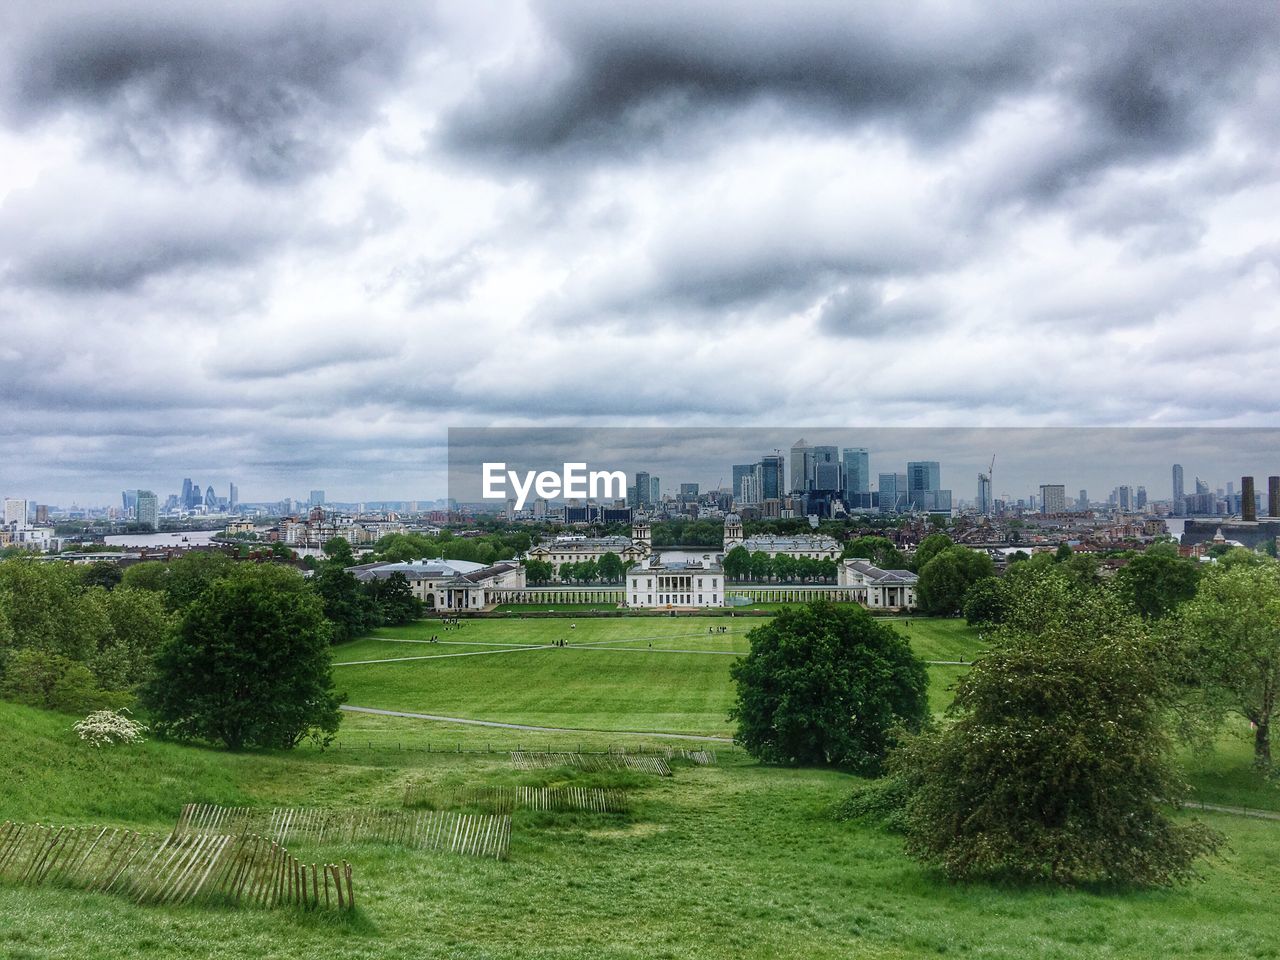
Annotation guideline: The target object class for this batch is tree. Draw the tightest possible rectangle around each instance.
[962,576,1007,627]
[843,536,905,570]
[120,560,169,593]
[917,546,995,616]
[522,559,554,584]
[80,562,123,591]
[1175,561,1280,766]
[322,536,356,567]
[722,546,752,581]
[771,554,797,583]
[1115,549,1201,620]
[749,551,773,582]
[313,560,376,644]
[162,551,234,611]
[895,573,1222,886]
[144,565,342,750]
[1,649,129,712]
[1054,542,1073,562]
[729,602,929,774]
[912,533,954,572]
[597,552,624,583]
[366,572,423,626]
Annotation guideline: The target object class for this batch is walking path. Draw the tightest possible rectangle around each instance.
[340,704,734,742]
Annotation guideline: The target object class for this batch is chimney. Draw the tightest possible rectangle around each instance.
[1269,476,1280,518]
[1242,476,1257,522]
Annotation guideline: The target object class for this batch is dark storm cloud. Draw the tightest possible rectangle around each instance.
[442,1,1279,186]
[0,0,436,182]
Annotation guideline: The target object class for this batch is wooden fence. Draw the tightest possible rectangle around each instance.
[403,783,630,814]
[609,745,717,765]
[174,804,511,860]
[0,820,353,910]
[509,752,672,777]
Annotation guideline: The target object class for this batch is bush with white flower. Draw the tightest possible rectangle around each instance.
[73,708,148,747]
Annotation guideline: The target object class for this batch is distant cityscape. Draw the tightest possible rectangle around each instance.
[4,437,1279,558]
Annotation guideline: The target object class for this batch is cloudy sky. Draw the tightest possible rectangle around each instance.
[1,1,1278,504]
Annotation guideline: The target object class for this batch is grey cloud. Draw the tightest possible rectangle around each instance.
[817,283,942,338]
[441,1,1279,197]
[1,1,436,182]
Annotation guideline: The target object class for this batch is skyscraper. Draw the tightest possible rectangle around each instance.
[228,482,238,508]
[759,454,785,502]
[122,489,138,517]
[977,474,992,514]
[841,448,870,499]
[1172,464,1184,501]
[309,489,326,507]
[181,478,194,509]
[136,491,159,530]
[1040,484,1066,515]
[732,464,755,503]
[879,473,908,513]
[634,472,651,508]
[3,498,28,528]
[906,461,941,508]
[810,445,840,492]
[205,485,217,510]
[649,476,661,503]
[789,439,811,493]
[1117,485,1133,512]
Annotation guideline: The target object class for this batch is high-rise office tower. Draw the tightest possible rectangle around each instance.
[906,461,941,509]
[732,464,755,503]
[1270,476,1280,518]
[205,485,217,510]
[181,478,194,509]
[649,476,660,503]
[1172,464,1184,501]
[790,439,811,493]
[229,482,238,508]
[811,446,840,492]
[309,490,326,507]
[634,472,651,508]
[1117,485,1133,512]
[136,491,159,530]
[842,448,870,499]
[759,454,785,501]
[879,473,908,513]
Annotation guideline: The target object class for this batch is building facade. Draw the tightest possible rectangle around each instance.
[347,558,525,611]
[837,559,918,609]
[626,558,724,608]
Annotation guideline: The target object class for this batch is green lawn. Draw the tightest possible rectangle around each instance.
[335,617,985,736]
[7,614,1280,959]
[4,700,1280,960]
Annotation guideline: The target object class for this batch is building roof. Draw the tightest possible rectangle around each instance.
[843,559,918,584]
[346,558,519,585]
[740,534,838,550]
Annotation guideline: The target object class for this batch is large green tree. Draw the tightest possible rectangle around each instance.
[896,573,1221,885]
[144,565,342,750]
[912,533,954,572]
[916,546,995,616]
[1115,547,1201,620]
[729,602,928,774]
[722,546,752,581]
[1175,560,1280,766]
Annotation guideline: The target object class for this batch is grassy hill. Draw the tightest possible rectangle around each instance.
[3,615,1280,959]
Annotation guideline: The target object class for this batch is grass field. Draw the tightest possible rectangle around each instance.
[5,613,1280,959]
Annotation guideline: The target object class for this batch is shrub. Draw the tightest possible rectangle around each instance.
[74,708,148,747]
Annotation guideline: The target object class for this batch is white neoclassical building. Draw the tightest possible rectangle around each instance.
[722,515,840,560]
[526,522,652,576]
[627,557,724,608]
[347,558,525,611]
[837,559,918,610]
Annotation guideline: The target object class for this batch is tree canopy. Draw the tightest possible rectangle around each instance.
[144,565,342,750]
[729,602,928,774]
[894,571,1222,886]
